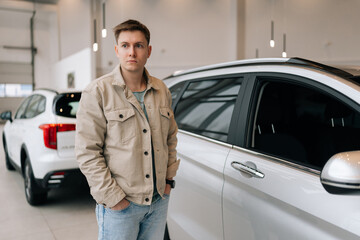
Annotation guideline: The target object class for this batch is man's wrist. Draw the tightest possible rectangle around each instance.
[166,179,176,189]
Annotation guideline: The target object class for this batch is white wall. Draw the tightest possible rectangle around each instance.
[51,48,93,91]
[97,0,239,78]
[2,0,360,97]
[244,0,360,65]
[57,0,92,60]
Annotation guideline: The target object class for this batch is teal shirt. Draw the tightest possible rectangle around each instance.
[133,90,159,199]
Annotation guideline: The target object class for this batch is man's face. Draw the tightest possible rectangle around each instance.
[115,30,152,74]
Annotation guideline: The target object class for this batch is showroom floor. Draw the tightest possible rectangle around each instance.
[0,125,98,240]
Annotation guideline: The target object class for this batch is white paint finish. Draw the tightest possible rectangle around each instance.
[57,131,76,158]
[165,60,360,239]
[223,147,360,239]
[167,131,230,240]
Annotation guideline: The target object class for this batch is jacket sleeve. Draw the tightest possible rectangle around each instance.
[165,88,180,178]
[75,86,126,207]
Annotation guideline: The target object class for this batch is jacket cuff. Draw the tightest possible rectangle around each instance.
[166,159,180,179]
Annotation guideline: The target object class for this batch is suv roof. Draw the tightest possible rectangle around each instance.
[165,57,356,80]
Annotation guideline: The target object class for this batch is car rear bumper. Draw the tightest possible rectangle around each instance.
[35,169,87,189]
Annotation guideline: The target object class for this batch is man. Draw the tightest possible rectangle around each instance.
[75,19,179,240]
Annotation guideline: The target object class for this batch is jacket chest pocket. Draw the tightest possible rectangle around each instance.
[159,107,173,137]
[105,108,136,143]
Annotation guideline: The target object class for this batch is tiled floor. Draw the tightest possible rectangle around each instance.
[0,124,98,240]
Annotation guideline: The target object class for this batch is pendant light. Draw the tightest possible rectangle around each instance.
[270,21,275,48]
[101,2,107,38]
[93,19,98,52]
[282,34,287,57]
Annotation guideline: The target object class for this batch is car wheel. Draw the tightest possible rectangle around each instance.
[24,157,47,205]
[2,136,15,171]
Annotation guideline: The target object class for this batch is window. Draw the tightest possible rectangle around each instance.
[54,92,81,118]
[0,84,32,97]
[251,79,360,169]
[24,95,46,118]
[169,81,186,109]
[174,78,242,142]
[14,96,32,119]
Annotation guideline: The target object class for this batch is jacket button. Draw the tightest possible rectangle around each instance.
[146,174,150,178]
[144,151,148,155]
[119,114,123,118]
[143,129,147,133]
[167,112,170,116]
[145,198,149,202]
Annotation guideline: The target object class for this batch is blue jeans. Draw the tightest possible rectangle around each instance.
[96,194,169,240]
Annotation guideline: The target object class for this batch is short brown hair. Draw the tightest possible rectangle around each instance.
[113,19,150,45]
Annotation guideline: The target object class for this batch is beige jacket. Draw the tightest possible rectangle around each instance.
[75,65,179,207]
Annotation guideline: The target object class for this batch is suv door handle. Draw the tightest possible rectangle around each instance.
[231,161,265,179]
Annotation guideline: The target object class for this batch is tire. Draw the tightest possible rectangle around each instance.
[3,136,15,171]
[24,157,47,205]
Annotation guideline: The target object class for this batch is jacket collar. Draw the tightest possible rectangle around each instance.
[111,64,160,91]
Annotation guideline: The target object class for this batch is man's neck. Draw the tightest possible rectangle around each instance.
[121,67,146,92]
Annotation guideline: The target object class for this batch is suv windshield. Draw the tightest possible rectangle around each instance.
[53,92,81,118]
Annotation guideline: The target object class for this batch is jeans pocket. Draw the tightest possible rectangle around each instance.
[107,202,132,213]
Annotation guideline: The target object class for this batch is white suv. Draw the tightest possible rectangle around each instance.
[1,89,83,205]
[164,58,360,239]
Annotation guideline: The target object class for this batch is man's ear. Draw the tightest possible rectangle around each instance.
[115,45,119,57]
[147,45,152,58]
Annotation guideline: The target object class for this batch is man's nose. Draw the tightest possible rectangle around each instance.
[129,46,136,56]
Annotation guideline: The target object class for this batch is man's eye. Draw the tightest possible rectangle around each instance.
[136,44,143,48]
[121,44,128,48]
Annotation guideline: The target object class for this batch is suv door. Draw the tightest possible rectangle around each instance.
[167,76,243,240]
[223,73,360,239]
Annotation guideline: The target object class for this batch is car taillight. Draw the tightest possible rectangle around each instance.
[39,124,76,149]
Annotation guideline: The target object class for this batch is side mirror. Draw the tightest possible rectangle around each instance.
[0,111,12,122]
[321,151,360,195]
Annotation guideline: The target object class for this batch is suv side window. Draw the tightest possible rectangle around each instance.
[251,79,360,169]
[173,78,242,142]
[169,81,186,109]
[24,94,46,118]
[14,96,32,119]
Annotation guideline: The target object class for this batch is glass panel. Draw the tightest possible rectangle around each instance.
[54,92,81,118]
[0,84,5,97]
[38,97,46,113]
[169,81,185,108]
[14,96,32,119]
[24,95,45,118]
[0,84,32,97]
[175,78,242,142]
[251,80,360,169]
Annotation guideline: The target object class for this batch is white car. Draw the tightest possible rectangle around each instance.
[1,89,83,205]
[164,58,360,240]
